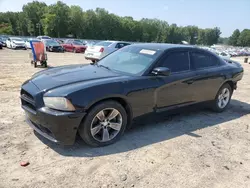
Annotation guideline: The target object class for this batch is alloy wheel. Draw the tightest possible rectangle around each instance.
[217,88,230,109]
[90,108,122,142]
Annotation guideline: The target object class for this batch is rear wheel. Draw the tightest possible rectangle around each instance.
[78,101,127,147]
[211,83,232,112]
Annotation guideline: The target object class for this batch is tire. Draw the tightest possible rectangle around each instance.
[78,100,127,147]
[91,60,96,63]
[211,83,232,112]
[34,61,37,68]
[43,61,47,67]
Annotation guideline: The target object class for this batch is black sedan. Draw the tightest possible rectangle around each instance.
[44,39,64,52]
[20,44,244,147]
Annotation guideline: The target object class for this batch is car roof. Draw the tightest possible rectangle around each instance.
[99,40,130,44]
[10,37,22,40]
[130,43,195,50]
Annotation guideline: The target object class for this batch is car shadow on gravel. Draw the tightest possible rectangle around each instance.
[35,99,250,157]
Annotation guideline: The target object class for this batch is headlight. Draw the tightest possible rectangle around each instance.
[43,97,76,111]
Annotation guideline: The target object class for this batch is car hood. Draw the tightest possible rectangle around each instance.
[31,64,123,91]
[13,40,25,44]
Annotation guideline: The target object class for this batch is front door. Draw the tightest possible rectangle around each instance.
[156,50,197,109]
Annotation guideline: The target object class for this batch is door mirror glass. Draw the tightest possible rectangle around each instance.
[152,67,171,76]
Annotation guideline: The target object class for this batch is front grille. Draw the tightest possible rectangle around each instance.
[21,89,36,112]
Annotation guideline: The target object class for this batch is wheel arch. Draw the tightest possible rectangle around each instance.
[222,80,235,91]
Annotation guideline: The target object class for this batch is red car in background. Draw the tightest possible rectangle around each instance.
[62,39,87,53]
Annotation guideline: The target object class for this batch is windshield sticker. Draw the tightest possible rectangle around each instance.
[140,49,156,55]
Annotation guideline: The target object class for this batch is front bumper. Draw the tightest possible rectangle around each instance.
[13,44,26,49]
[48,46,64,52]
[24,107,85,145]
[21,81,86,145]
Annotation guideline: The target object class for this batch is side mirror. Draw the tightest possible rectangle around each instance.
[152,67,171,76]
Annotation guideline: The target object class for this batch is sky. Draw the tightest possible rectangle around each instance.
[0,0,249,37]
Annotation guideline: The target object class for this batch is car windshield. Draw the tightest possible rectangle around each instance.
[73,41,82,45]
[45,40,59,46]
[98,45,163,75]
[41,36,51,39]
[95,41,112,46]
[12,38,23,41]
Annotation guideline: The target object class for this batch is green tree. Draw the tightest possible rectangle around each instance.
[237,29,250,47]
[68,5,84,38]
[22,1,47,35]
[0,23,13,34]
[228,29,240,46]
[43,1,70,37]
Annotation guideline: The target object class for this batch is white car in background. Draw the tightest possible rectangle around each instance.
[25,38,41,49]
[218,52,231,60]
[85,41,131,62]
[6,37,26,50]
[37,36,51,40]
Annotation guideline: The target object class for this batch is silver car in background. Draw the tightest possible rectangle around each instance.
[85,41,131,62]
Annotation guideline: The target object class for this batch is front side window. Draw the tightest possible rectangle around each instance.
[161,51,190,73]
[190,52,219,69]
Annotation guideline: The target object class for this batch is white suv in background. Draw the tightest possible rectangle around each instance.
[85,41,131,62]
[6,37,26,50]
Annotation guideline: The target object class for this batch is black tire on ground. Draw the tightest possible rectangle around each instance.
[78,100,128,147]
[44,61,47,67]
[91,60,96,63]
[34,61,37,68]
[211,83,232,112]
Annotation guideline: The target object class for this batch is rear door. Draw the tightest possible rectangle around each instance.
[190,50,225,102]
[155,50,197,109]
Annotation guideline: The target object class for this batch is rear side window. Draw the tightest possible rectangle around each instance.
[161,51,190,73]
[190,52,219,69]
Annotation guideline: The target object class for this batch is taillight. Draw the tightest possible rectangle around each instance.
[100,47,104,52]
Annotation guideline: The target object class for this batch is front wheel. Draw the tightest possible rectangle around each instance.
[78,101,127,147]
[211,83,232,112]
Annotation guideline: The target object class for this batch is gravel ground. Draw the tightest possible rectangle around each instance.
[0,48,250,188]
